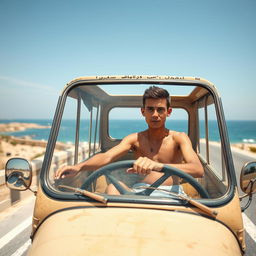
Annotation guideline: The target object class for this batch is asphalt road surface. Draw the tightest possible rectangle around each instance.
[201,143,256,256]
[0,146,255,256]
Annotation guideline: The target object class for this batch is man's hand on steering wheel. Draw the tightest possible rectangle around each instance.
[126,157,164,175]
[55,165,81,179]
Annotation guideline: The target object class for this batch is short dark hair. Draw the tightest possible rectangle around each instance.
[143,86,171,109]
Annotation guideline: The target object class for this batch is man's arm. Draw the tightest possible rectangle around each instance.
[166,132,204,177]
[55,133,136,179]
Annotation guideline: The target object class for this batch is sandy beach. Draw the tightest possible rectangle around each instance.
[0,123,68,169]
[200,139,256,155]
[0,136,45,168]
[0,122,51,132]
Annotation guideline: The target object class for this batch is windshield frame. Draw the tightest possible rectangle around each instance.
[40,76,236,207]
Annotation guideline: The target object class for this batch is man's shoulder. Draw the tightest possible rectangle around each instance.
[172,131,189,142]
[122,130,147,144]
[172,130,187,136]
[122,132,139,143]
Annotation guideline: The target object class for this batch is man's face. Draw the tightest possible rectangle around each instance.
[141,98,172,129]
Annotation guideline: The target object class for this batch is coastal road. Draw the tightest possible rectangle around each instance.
[230,146,256,256]
[0,196,35,256]
[203,143,256,255]
[0,147,255,256]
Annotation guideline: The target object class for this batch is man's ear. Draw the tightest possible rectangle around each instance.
[167,107,172,117]
[141,107,145,116]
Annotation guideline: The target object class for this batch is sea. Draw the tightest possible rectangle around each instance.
[0,119,255,144]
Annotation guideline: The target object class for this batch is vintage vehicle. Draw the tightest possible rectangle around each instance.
[5,76,256,255]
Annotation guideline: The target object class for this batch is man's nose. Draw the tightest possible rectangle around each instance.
[152,109,159,117]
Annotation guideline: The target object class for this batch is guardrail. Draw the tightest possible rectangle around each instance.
[0,145,89,213]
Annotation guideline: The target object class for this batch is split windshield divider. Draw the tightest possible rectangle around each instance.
[93,103,100,155]
[204,95,210,164]
[74,94,81,165]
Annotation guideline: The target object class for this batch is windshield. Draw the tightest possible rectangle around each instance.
[45,82,230,203]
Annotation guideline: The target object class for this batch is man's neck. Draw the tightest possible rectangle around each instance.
[147,127,169,141]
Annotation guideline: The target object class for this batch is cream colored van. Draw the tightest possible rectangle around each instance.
[5,76,256,255]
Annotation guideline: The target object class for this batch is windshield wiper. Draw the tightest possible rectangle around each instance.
[58,185,108,204]
[138,186,218,218]
[58,185,217,218]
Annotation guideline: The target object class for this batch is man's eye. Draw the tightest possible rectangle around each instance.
[158,108,165,113]
[147,107,154,112]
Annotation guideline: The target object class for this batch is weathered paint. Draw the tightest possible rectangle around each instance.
[28,207,242,256]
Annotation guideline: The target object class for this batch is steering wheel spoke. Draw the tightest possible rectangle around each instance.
[105,174,130,195]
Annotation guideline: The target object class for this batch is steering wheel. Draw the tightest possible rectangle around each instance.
[81,160,209,198]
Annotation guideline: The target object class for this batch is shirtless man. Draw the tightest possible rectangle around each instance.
[55,86,204,192]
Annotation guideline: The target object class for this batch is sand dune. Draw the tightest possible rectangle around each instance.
[0,122,50,132]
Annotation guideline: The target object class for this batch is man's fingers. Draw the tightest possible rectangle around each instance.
[134,157,146,174]
[129,157,163,175]
[131,157,152,175]
[55,166,77,179]
[56,166,67,179]
[55,167,64,179]
[126,167,136,173]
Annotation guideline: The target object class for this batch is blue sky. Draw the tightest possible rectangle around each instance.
[0,0,255,120]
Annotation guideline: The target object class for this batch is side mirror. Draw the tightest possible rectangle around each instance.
[240,161,256,195]
[5,158,32,191]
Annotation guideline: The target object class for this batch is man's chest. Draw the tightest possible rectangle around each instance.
[133,139,182,163]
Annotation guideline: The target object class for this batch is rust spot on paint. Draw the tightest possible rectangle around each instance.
[68,214,81,222]
[68,212,91,222]
[222,242,228,250]
[187,242,197,249]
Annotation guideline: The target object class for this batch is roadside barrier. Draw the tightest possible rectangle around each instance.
[0,145,88,213]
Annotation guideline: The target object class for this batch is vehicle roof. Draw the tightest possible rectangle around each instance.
[63,76,218,110]
[62,75,216,95]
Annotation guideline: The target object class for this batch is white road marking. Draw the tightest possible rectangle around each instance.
[10,240,31,256]
[243,213,256,241]
[0,217,31,250]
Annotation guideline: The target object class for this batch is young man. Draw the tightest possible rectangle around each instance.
[55,86,204,193]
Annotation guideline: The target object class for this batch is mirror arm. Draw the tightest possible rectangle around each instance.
[239,179,255,211]
[19,178,37,195]
[21,180,37,195]
[28,187,37,196]
[241,194,253,212]
[239,193,249,200]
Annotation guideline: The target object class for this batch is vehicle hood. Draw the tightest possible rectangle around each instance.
[28,207,241,256]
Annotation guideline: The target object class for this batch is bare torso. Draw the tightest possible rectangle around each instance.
[131,130,183,185]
